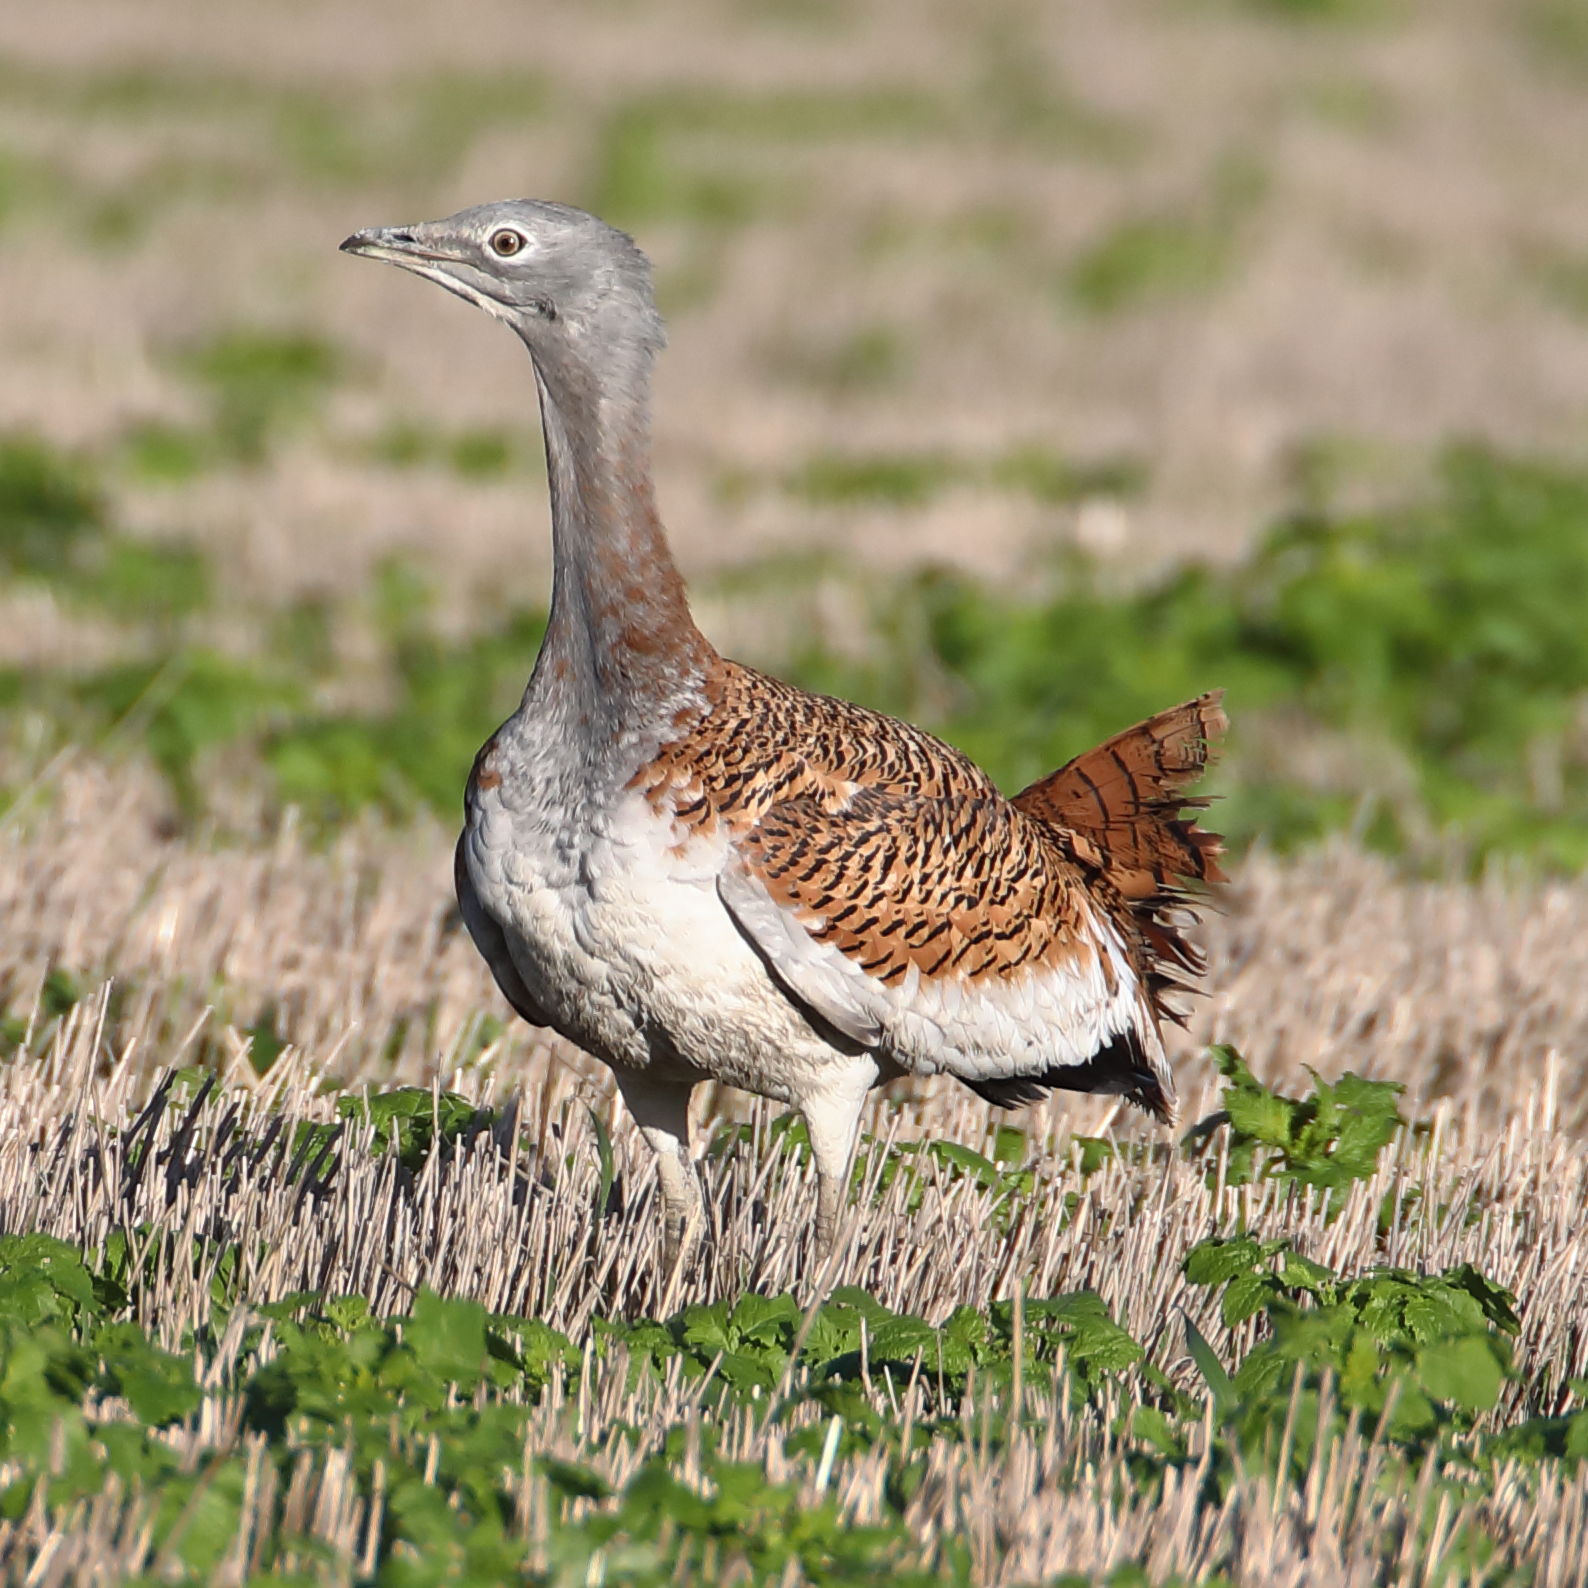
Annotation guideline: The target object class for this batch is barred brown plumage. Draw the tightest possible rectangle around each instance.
[636,662,1224,1049]
[343,198,1228,1276]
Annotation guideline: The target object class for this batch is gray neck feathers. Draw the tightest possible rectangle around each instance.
[521,329,711,745]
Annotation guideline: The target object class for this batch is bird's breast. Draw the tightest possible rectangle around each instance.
[462,774,839,1089]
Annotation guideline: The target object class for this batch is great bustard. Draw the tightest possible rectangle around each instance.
[341,201,1227,1268]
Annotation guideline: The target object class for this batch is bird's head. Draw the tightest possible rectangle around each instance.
[340,200,665,364]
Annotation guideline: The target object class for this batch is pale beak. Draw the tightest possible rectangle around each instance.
[339,225,515,319]
[339,227,455,265]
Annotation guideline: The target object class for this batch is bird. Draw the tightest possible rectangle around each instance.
[341,201,1226,1270]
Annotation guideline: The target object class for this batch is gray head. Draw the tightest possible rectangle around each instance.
[340,200,665,366]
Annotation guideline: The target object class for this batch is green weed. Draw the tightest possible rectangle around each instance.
[266,69,552,186]
[1064,211,1233,313]
[116,419,213,484]
[1183,1237,1519,1448]
[0,433,105,578]
[0,56,552,196]
[972,36,1145,158]
[1190,1045,1404,1213]
[772,444,1143,508]
[596,84,944,165]
[0,58,268,120]
[172,329,345,464]
[0,149,51,232]
[768,324,914,395]
[0,1051,1583,1581]
[1301,75,1400,133]
[1062,158,1265,315]
[64,651,303,814]
[333,1087,503,1174]
[804,444,1588,867]
[786,450,961,509]
[77,539,211,623]
[1522,0,1588,75]
[1527,244,1588,321]
[583,83,960,246]
[11,439,1588,870]
[0,432,209,620]
[1240,0,1395,19]
[0,968,86,1058]
[587,102,764,233]
[364,420,538,478]
[264,602,548,823]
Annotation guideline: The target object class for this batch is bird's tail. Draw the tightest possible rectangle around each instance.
[1012,690,1228,1016]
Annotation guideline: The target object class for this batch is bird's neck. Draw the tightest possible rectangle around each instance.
[524,344,713,739]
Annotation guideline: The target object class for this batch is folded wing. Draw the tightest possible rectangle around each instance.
[717,785,1174,1119]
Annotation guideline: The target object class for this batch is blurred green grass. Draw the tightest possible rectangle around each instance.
[0,53,1144,244]
[7,430,1588,869]
[1060,158,1266,316]
[0,58,555,198]
[719,444,1145,510]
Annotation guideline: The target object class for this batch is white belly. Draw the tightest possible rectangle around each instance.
[463,784,843,1100]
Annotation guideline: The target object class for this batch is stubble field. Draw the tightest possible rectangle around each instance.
[6,781,1588,1585]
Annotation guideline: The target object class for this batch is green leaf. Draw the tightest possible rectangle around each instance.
[679,1301,733,1357]
[1416,1337,1506,1412]
[153,1464,247,1573]
[1070,1135,1116,1176]
[1277,1250,1335,1291]
[245,1011,288,1076]
[404,1289,487,1386]
[869,1316,939,1363]
[1184,1236,1262,1287]
[589,1106,617,1217]
[1223,1084,1296,1149]
[717,1351,777,1392]
[1129,1404,1187,1458]
[0,1234,99,1322]
[1221,1270,1273,1327]
[927,1140,1001,1187]
[730,1293,798,1348]
[1208,1044,1250,1081]
[325,1294,372,1333]
[1183,1313,1238,1418]
[990,1125,1028,1166]
[942,1306,991,1361]
[98,1324,202,1426]
[539,1458,611,1501]
[1444,1263,1521,1333]
[826,1288,895,1329]
[1322,1073,1404,1171]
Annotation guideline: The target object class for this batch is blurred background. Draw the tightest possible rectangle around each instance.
[5,0,1588,865]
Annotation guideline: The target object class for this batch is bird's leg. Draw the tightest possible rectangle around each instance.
[612,1069,702,1273]
[813,1173,845,1255]
[655,1150,704,1272]
[800,1061,878,1261]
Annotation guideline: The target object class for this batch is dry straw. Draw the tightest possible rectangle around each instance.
[4,768,1588,1583]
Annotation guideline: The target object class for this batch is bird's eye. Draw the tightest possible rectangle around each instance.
[489,229,525,258]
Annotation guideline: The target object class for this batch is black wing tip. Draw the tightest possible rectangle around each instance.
[963,1026,1171,1121]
